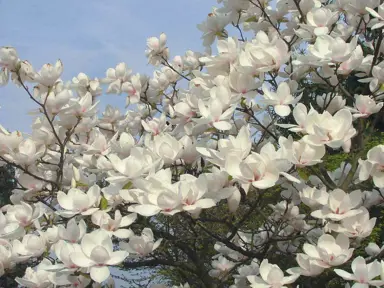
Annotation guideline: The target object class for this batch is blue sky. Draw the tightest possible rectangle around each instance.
[0,0,216,131]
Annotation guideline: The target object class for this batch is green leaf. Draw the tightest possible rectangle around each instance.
[76,181,89,188]
[122,181,133,190]
[245,16,257,23]
[99,196,108,210]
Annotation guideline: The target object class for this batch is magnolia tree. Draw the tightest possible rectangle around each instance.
[2,0,384,287]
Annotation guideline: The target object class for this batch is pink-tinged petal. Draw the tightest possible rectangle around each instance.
[57,191,73,210]
[87,185,100,206]
[303,244,320,259]
[106,251,128,265]
[334,269,355,281]
[57,210,78,218]
[213,121,232,131]
[128,204,161,217]
[120,213,137,227]
[367,260,381,280]
[90,266,110,283]
[113,229,133,239]
[81,234,97,257]
[227,189,241,213]
[81,208,100,216]
[266,266,284,284]
[70,252,94,268]
[366,7,382,19]
[193,198,216,209]
[352,257,368,283]
[373,173,384,188]
[274,105,291,117]
[314,27,329,36]
[282,274,300,285]
[153,239,162,251]
[247,276,269,287]
[279,172,300,183]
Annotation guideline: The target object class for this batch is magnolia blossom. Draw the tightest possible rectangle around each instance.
[57,185,100,217]
[299,186,329,209]
[359,145,384,188]
[293,254,325,276]
[334,256,384,287]
[247,259,299,288]
[33,59,63,87]
[208,256,235,279]
[365,242,384,257]
[262,82,302,117]
[2,0,384,286]
[302,234,353,268]
[102,62,131,94]
[91,210,136,239]
[146,33,169,66]
[311,189,362,221]
[15,259,53,288]
[119,228,162,257]
[279,136,325,167]
[327,207,376,238]
[57,218,87,243]
[12,234,46,258]
[366,4,384,30]
[316,93,346,114]
[5,202,43,228]
[69,229,128,283]
[349,95,383,119]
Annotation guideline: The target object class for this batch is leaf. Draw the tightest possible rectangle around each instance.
[245,16,257,23]
[99,196,108,210]
[76,181,89,188]
[123,181,133,190]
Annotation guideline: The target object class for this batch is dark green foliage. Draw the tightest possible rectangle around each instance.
[0,164,16,207]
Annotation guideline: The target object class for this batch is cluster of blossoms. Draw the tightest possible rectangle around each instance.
[2,0,384,287]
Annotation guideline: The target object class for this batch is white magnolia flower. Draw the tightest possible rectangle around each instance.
[70,229,128,283]
[52,240,83,270]
[293,253,325,276]
[91,210,136,239]
[299,186,329,209]
[34,59,63,87]
[208,256,235,279]
[57,218,87,243]
[0,46,19,70]
[146,33,169,66]
[6,201,44,227]
[0,239,15,273]
[299,7,339,36]
[366,4,384,30]
[316,93,346,114]
[327,207,376,238]
[57,185,100,217]
[247,259,299,288]
[119,228,162,257]
[62,92,99,118]
[262,82,302,117]
[152,133,183,164]
[334,256,384,287]
[365,242,384,257]
[12,234,46,258]
[6,139,45,166]
[308,36,359,64]
[311,189,362,221]
[359,145,384,188]
[102,62,132,94]
[16,259,54,288]
[279,136,325,167]
[302,234,353,268]
[349,95,383,119]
